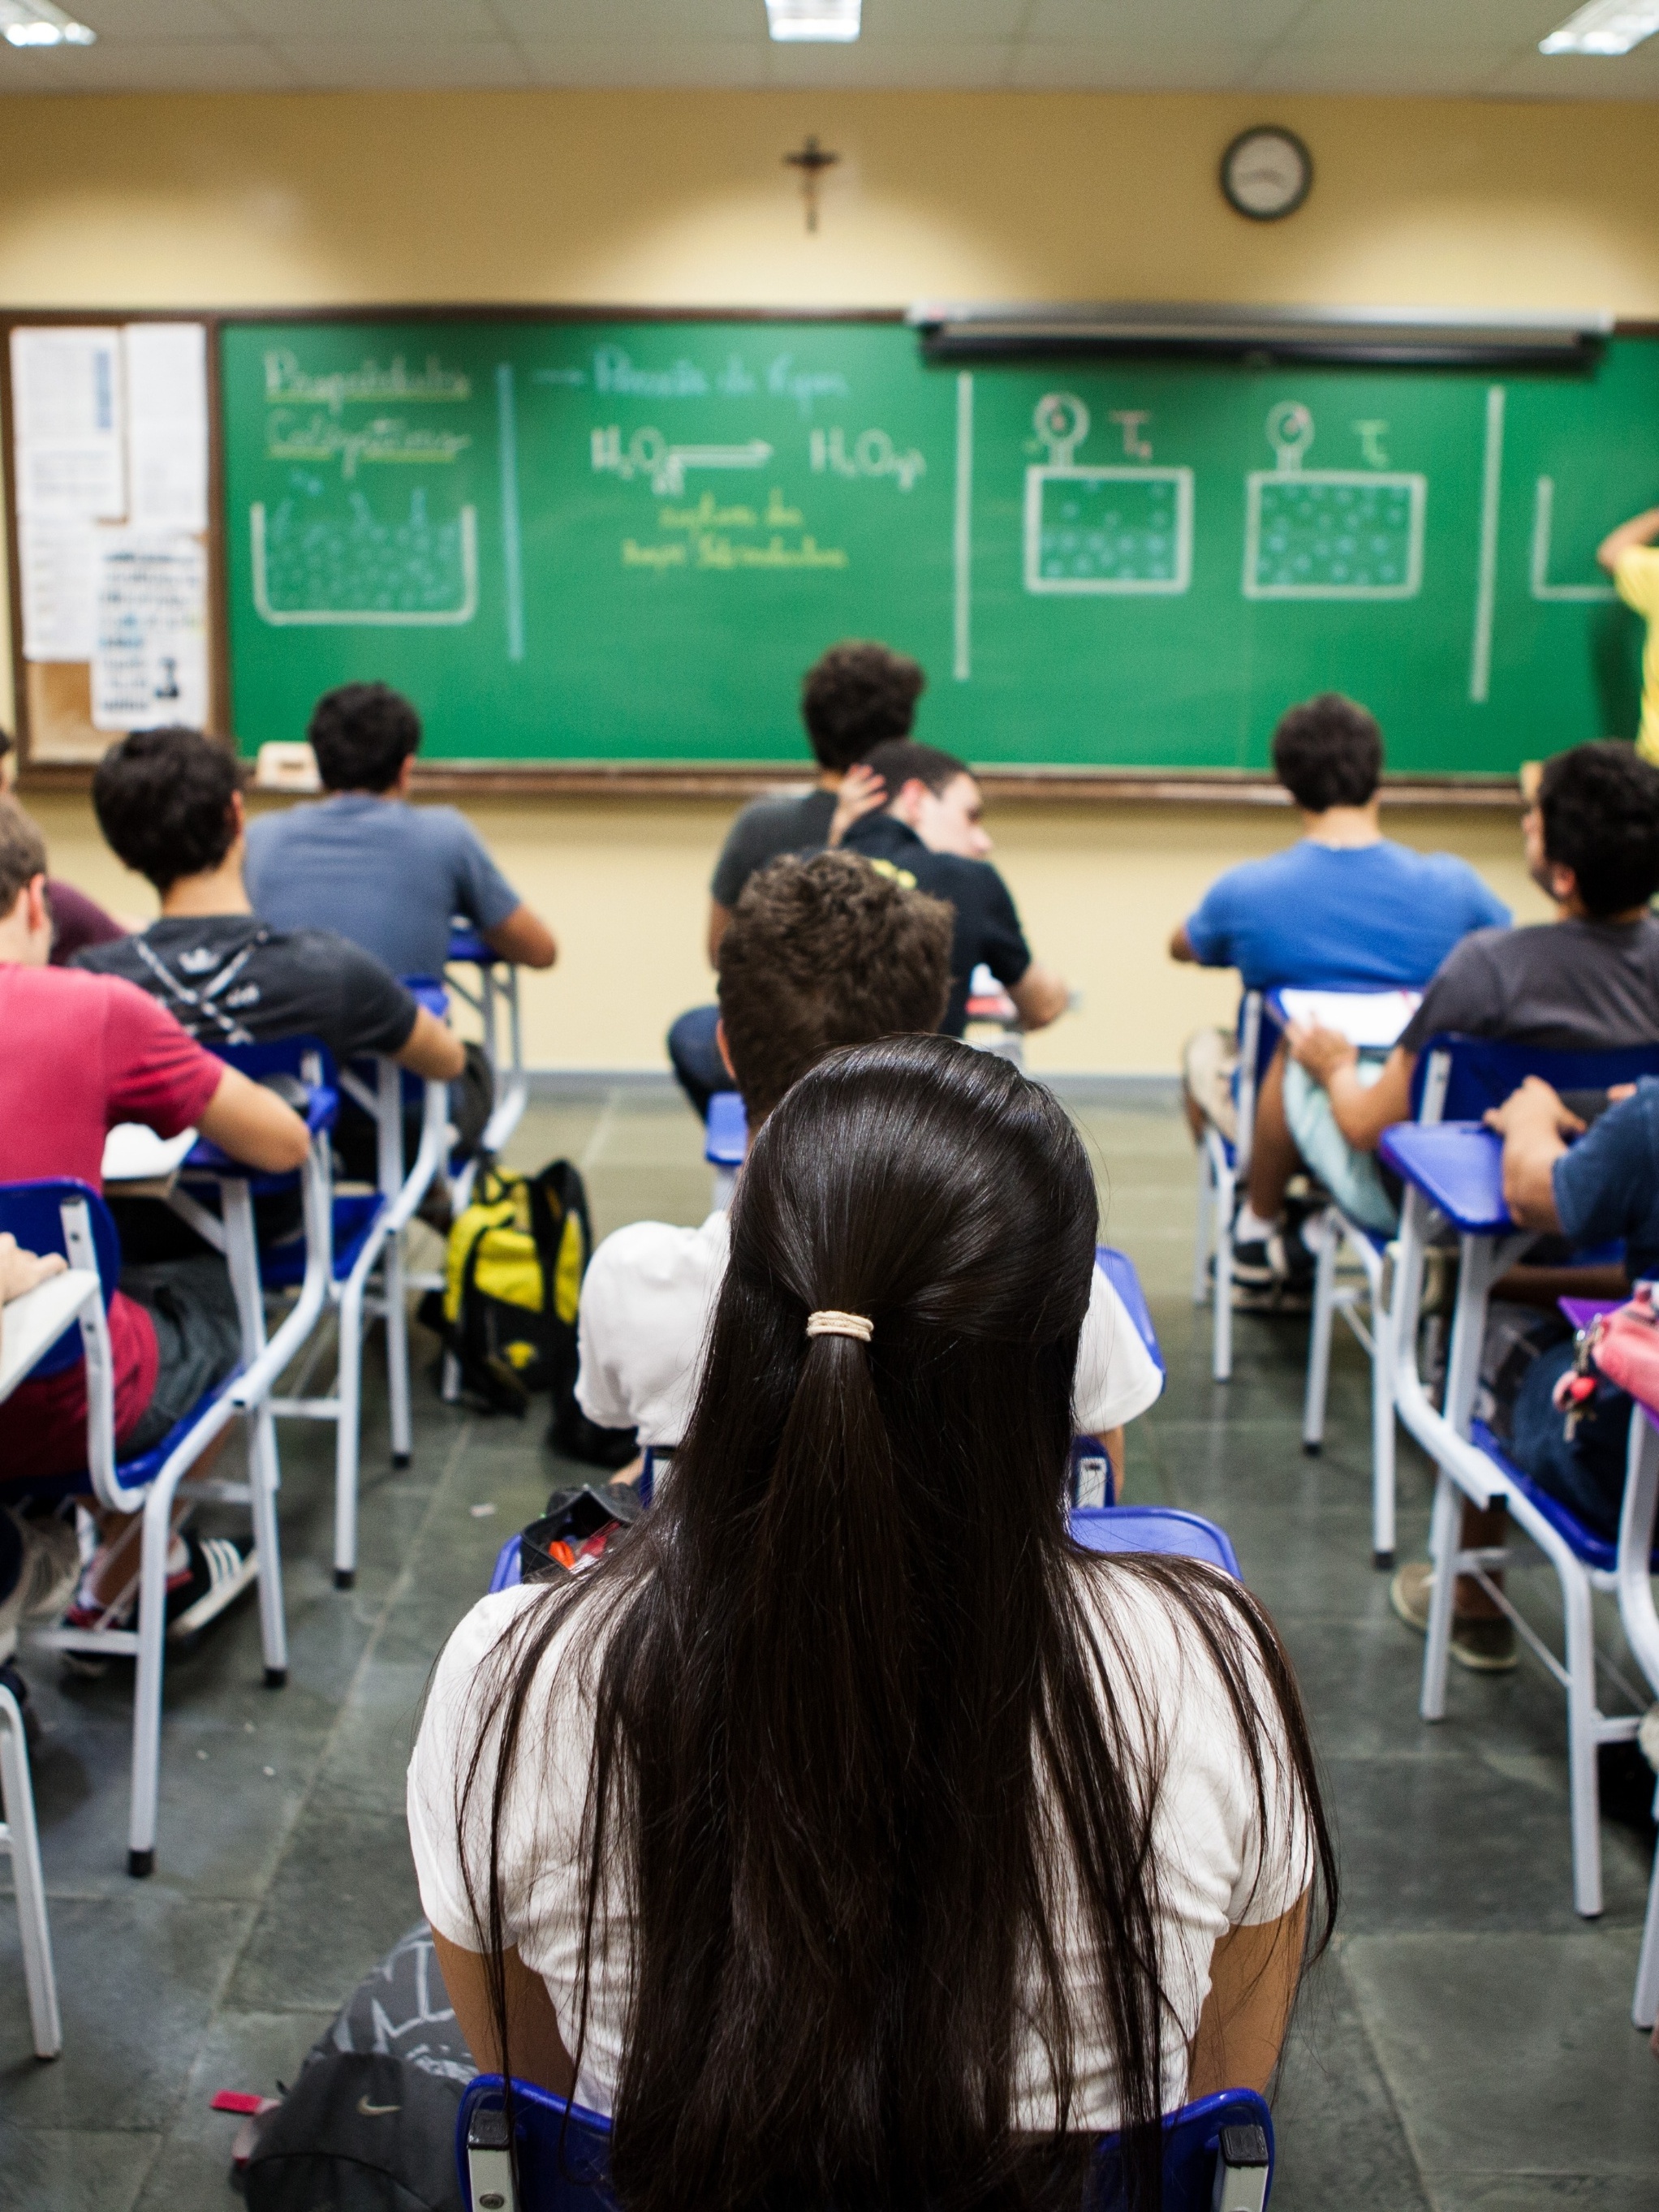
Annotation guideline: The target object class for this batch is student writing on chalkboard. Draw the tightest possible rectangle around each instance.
[244,683,558,982]
[667,640,924,1119]
[839,742,1071,1041]
[1170,694,1509,1300]
[1599,506,1659,764]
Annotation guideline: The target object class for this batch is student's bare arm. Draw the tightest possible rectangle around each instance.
[707,901,734,970]
[1598,506,1659,575]
[432,1931,577,2098]
[483,902,558,970]
[1484,1077,1581,1231]
[197,1065,312,1173]
[1187,1896,1308,2101]
[1009,963,1070,1031]
[395,1006,468,1082]
[1287,1028,1416,1153]
[1169,923,1197,963]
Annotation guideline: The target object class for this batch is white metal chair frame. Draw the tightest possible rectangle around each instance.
[1610,1410,1659,2031]
[1299,1045,1459,1570]
[0,1681,58,2058]
[29,1164,325,1876]
[444,942,528,1215]
[1191,991,1263,1385]
[1390,1171,1650,1921]
[269,1057,452,1588]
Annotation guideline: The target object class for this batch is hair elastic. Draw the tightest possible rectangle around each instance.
[805,1310,874,1344]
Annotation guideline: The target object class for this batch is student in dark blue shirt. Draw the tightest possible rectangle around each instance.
[1486,1074,1659,1539]
[1171,692,1509,1291]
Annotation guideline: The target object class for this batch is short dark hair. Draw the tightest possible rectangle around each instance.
[92,726,242,892]
[717,850,953,1125]
[0,796,47,914]
[1270,694,1384,811]
[1538,739,1659,918]
[307,682,422,793]
[861,739,973,806]
[799,643,926,773]
[0,728,14,764]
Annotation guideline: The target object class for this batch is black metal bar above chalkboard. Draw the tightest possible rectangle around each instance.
[909,302,1614,368]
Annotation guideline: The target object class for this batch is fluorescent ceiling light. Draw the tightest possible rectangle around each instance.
[0,1,96,46]
[766,0,861,42]
[1540,0,1659,55]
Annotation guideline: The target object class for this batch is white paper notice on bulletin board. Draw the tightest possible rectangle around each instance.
[91,530,209,733]
[10,326,125,521]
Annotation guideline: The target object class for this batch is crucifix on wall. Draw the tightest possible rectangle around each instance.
[784,135,841,232]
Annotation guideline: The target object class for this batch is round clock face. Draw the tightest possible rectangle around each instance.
[1220,127,1313,222]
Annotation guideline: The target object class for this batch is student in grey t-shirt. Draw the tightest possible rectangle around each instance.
[671,640,926,1117]
[245,683,558,982]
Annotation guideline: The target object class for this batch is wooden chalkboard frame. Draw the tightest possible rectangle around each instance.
[15,299,1631,807]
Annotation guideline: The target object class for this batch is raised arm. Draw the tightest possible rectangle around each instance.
[1009,962,1070,1031]
[394,1005,468,1083]
[1598,506,1659,575]
[483,902,558,970]
[196,1065,312,1173]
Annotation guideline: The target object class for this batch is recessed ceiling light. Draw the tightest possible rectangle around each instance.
[0,1,96,46]
[766,0,861,43]
[1540,0,1659,55]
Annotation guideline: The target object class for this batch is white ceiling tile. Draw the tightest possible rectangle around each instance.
[1289,0,1561,54]
[863,0,1030,32]
[1010,38,1260,91]
[770,37,1014,84]
[1026,0,1305,42]
[273,39,532,88]
[75,0,250,38]
[1245,43,1510,94]
[0,35,294,86]
[1489,46,1659,97]
[519,37,767,85]
[223,0,500,38]
[492,0,759,37]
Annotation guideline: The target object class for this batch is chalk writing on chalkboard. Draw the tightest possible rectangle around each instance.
[1021,393,1194,596]
[1243,402,1425,600]
[250,490,478,626]
[1529,477,1616,603]
[262,350,472,411]
[808,428,926,490]
[591,424,773,497]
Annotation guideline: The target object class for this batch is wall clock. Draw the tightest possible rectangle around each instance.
[1220,126,1313,222]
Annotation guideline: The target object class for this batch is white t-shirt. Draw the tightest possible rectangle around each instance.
[575,1211,1164,1448]
[407,1565,1311,2129]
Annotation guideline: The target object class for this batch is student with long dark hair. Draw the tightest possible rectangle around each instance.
[408,1036,1335,2210]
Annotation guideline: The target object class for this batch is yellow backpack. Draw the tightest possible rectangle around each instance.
[442,1162,588,1416]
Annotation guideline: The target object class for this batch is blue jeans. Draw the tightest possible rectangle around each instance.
[1510,1337,1631,1543]
[666,1005,727,1123]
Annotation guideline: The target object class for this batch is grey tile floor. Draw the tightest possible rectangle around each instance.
[2,1088,1658,2208]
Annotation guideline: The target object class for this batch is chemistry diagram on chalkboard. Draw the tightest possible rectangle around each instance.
[1243,402,1426,600]
[1023,394,1194,596]
[250,489,479,626]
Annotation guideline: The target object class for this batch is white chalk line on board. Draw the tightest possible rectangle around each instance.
[497,362,526,665]
[1469,384,1505,704]
[954,372,973,682]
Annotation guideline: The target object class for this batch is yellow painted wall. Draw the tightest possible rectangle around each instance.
[26,789,1552,1076]
[0,84,1618,1067]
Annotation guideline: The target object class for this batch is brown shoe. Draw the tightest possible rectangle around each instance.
[1390,1560,1517,1673]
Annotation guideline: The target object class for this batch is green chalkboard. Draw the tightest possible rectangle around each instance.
[219,316,1659,777]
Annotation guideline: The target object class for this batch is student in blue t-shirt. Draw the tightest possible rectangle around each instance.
[245,683,558,983]
[1170,692,1510,1292]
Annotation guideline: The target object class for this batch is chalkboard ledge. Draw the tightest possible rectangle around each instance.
[20,759,1523,809]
